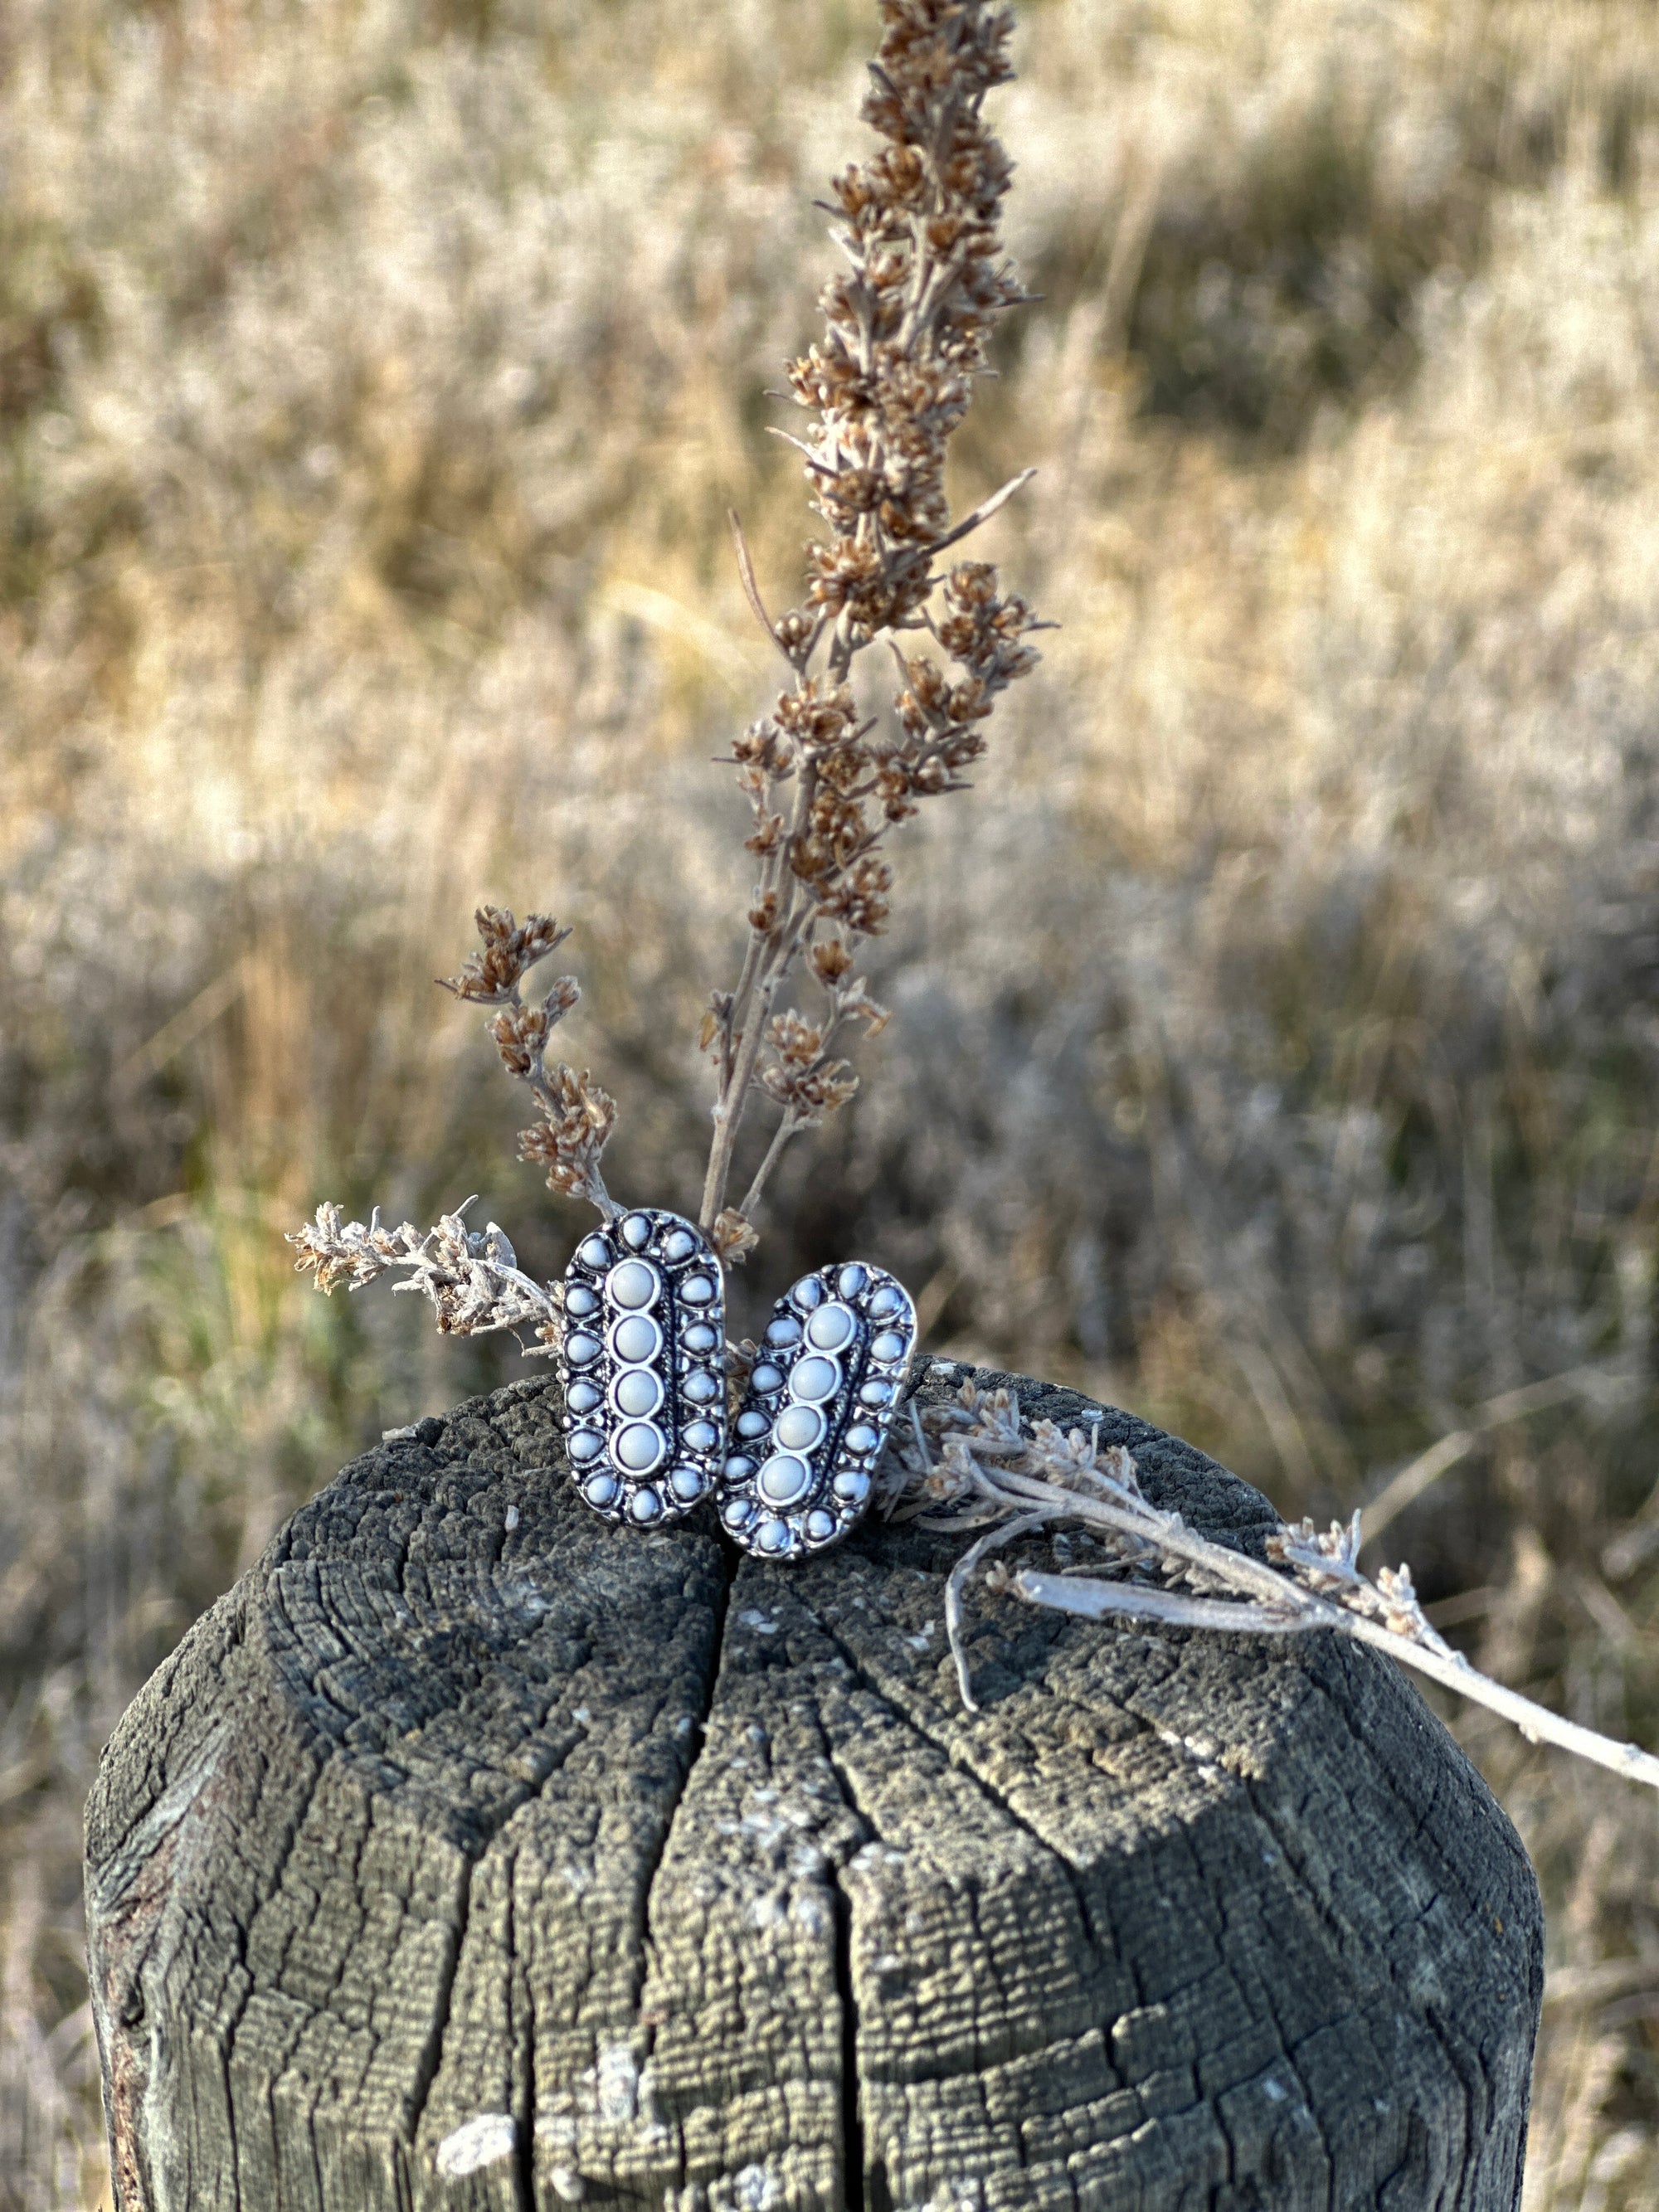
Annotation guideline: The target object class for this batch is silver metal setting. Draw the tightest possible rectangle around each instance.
[718,1262,917,1561]
[559,1211,727,1527]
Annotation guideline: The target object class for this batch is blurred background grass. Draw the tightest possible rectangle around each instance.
[3,0,1659,2201]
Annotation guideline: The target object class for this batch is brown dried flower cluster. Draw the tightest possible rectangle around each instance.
[699,0,1044,1244]
[439,906,619,1218]
[286,901,616,1349]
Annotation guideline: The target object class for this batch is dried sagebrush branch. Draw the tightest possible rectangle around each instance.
[287,902,607,1350]
[897,1377,1659,1788]
[439,906,619,1218]
[290,1,1043,1338]
[288,1199,563,1354]
[698,0,1045,1253]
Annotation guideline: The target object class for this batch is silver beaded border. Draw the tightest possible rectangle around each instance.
[559,1209,727,1527]
[718,1262,917,1561]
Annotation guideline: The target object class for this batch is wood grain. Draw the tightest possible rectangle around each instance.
[85,1364,1543,2210]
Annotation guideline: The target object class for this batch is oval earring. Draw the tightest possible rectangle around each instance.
[718,1263,917,1561]
[559,1210,727,1528]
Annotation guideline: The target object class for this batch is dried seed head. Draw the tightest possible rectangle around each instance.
[761,1056,860,1123]
[816,854,893,937]
[698,1,1039,1242]
[518,1066,618,1206]
[768,1010,826,1067]
[439,906,572,1003]
[838,979,892,1037]
[485,976,578,1077]
[711,1209,760,1264]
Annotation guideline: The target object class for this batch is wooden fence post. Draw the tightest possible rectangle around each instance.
[85,1364,1542,2210]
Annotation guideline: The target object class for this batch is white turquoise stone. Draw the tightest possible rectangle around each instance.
[663,1228,697,1262]
[684,1420,719,1451]
[837,1263,868,1296]
[578,1235,611,1270]
[756,1518,792,1554]
[871,1330,907,1363]
[568,1430,604,1462]
[566,1380,602,1416]
[775,1402,826,1453]
[611,1314,661,1364]
[789,1355,840,1403]
[683,1369,720,1404]
[607,1257,659,1310]
[681,1274,715,1305]
[765,1315,802,1346]
[612,1369,663,1419]
[751,1363,784,1393]
[628,1486,663,1523]
[805,1300,858,1354]
[844,1423,879,1455]
[757,1452,812,1507]
[566,1333,601,1367]
[669,1466,707,1501]
[832,1469,870,1504]
[614,1422,666,1474]
[737,1410,771,1440]
[582,1473,620,1508]
[684,1322,718,1354]
[806,1510,837,1543]
[566,1284,600,1317]
[620,1213,654,1249]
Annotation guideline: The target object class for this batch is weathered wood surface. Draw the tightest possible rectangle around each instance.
[86,1363,1543,2212]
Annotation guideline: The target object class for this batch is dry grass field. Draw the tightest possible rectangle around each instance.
[4,0,1659,2201]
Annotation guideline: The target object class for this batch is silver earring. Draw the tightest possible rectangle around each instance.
[718,1263,917,1560]
[559,1209,727,1527]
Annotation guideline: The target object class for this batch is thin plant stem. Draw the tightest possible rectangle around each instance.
[904,1378,1659,1789]
[1017,1568,1659,1791]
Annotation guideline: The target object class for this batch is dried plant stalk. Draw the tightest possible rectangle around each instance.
[287,903,604,1350]
[291,4,1044,1337]
[697,0,1044,1251]
[288,1199,563,1354]
[900,1378,1659,1789]
[438,906,619,1219]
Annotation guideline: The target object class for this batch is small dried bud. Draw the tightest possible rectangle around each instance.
[518,1066,617,1203]
[838,980,891,1037]
[439,907,572,1004]
[485,977,578,1077]
[767,1010,825,1067]
[810,938,854,984]
[711,1209,760,1264]
[817,854,892,937]
[748,891,781,934]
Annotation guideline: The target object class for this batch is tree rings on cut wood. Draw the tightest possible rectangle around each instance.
[85,1364,1543,2211]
